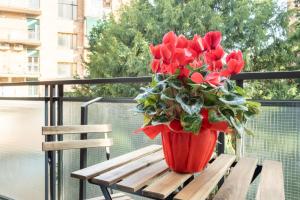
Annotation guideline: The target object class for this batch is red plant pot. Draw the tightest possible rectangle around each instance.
[161,128,218,173]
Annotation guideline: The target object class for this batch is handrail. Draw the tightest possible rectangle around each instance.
[0,71,299,86]
[80,97,104,200]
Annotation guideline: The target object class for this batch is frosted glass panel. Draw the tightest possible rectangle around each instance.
[0,101,44,200]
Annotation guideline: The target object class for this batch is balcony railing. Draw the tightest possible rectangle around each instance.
[0,65,39,76]
[0,71,299,200]
[0,28,40,41]
[0,0,40,10]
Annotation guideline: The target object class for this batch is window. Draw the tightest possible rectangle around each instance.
[85,17,99,35]
[85,0,101,17]
[58,33,77,49]
[57,62,75,77]
[28,0,40,9]
[27,18,40,40]
[27,49,39,73]
[58,0,77,20]
[103,0,112,8]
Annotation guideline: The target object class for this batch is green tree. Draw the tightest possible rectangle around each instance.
[80,0,299,99]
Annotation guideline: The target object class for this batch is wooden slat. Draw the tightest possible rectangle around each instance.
[213,157,258,200]
[256,160,285,200]
[87,192,133,200]
[91,150,164,186]
[116,160,169,192]
[143,171,192,199]
[174,154,236,200]
[42,124,112,135]
[71,145,162,180]
[142,151,218,199]
[42,138,113,151]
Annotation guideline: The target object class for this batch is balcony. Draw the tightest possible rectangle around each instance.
[0,65,39,78]
[0,28,40,47]
[0,0,40,16]
[0,72,299,199]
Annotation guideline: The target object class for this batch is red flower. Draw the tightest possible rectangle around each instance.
[205,45,224,63]
[160,43,174,63]
[188,34,205,55]
[191,72,221,86]
[190,59,203,68]
[207,60,223,71]
[163,31,177,46]
[205,72,221,86]
[166,63,179,74]
[179,67,190,78]
[176,35,189,48]
[203,31,222,50]
[191,72,204,83]
[151,59,161,73]
[150,44,161,59]
[221,50,244,76]
[174,48,196,66]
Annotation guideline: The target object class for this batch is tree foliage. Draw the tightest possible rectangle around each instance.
[81,0,299,99]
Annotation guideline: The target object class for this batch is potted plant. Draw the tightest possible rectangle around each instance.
[135,31,260,173]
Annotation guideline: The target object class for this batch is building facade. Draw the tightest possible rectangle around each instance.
[0,0,127,96]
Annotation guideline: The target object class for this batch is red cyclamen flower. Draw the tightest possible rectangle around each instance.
[221,50,244,76]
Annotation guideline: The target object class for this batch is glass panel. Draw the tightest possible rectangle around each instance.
[58,33,76,49]
[27,18,40,40]
[85,17,99,35]
[62,102,160,199]
[27,49,39,73]
[244,102,300,200]
[0,100,44,199]
[58,0,78,20]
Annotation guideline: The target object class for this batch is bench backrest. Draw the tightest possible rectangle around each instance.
[42,124,113,151]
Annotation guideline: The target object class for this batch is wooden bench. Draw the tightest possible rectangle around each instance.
[71,145,285,200]
[42,124,132,200]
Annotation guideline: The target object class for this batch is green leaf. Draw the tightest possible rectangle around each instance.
[175,92,203,115]
[225,79,235,92]
[156,101,167,110]
[180,113,202,133]
[152,113,169,124]
[188,83,208,89]
[144,97,156,107]
[203,93,218,107]
[220,107,236,120]
[143,115,152,126]
[234,105,248,111]
[154,73,165,82]
[134,103,145,113]
[150,83,165,94]
[219,94,246,105]
[161,87,175,101]
[145,105,156,115]
[208,109,227,123]
[229,116,244,138]
[234,86,246,96]
[169,79,183,90]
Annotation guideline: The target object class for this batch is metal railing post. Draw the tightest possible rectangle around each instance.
[79,97,103,200]
[44,84,49,200]
[57,85,64,200]
[49,84,57,200]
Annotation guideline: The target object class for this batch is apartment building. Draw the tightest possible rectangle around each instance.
[0,0,127,96]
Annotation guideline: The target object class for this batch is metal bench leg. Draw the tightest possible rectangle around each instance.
[100,186,112,200]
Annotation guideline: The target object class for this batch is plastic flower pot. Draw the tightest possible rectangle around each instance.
[161,128,217,173]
